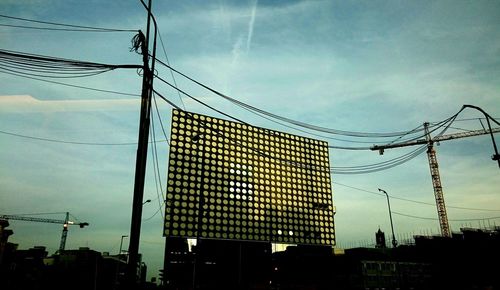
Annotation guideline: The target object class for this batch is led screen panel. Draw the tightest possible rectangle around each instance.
[164,109,335,245]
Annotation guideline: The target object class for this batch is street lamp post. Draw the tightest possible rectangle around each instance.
[378,188,397,248]
[120,235,129,255]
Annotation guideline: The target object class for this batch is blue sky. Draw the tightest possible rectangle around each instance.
[1,0,500,280]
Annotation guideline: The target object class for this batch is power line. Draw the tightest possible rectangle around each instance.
[151,87,435,174]
[0,14,136,32]
[152,60,468,152]
[148,111,165,222]
[156,26,185,110]
[153,90,181,110]
[393,211,500,222]
[152,92,171,146]
[0,23,134,32]
[0,129,168,146]
[0,69,139,97]
[154,74,246,124]
[0,65,109,79]
[151,81,484,174]
[333,181,433,206]
[431,117,500,124]
[153,57,434,138]
[153,71,453,150]
[0,49,141,80]
[333,181,500,212]
[331,145,428,174]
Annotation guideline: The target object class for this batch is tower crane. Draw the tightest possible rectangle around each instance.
[371,125,500,237]
[0,212,89,251]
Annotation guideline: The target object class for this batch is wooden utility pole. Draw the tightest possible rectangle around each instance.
[126,0,154,287]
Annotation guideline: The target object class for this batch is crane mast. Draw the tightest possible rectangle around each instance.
[59,212,70,251]
[371,125,500,237]
[424,122,450,237]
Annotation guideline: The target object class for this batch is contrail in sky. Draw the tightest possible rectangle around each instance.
[246,0,258,53]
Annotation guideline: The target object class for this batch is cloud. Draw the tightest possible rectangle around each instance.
[0,95,140,113]
[246,0,258,52]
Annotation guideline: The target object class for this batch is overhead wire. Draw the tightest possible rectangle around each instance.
[152,57,431,138]
[153,89,181,110]
[0,65,110,79]
[0,69,139,97]
[154,74,246,124]
[430,117,500,124]
[4,20,482,176]
[152,67,495,174]
[144,93,176,222]
[335,111,465,171]
[151,84,450,174]
[0,129,168,146]
[0,49,141,80]
[0,71,140,97]
[150,111,161,208]
[156,27,186,110]
[153,75,378,149]
[153,74,448,152]
[0,23,135,32]
[152,91,172,145]
[1,51,452,175]
[3,13,495,176]
[151,58,476,155]
[0,14,137,32]
[333,181,500,211]
[170,106,413,174]
[154,59,488,156]
[148,106,165,221]
[331,145,428,174]
[334,110,465,174]
[393,211,500,222]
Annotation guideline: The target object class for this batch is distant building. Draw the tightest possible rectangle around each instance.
[271,227,500,289]
[0,246,151,290]
[375,228,386,249]
[0,219,14,266]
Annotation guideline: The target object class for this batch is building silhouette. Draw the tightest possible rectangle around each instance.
[0,220,152,290]
[375,228,386,249]
[2,217,500,289]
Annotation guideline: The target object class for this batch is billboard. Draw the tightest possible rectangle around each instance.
[164,109,335,245]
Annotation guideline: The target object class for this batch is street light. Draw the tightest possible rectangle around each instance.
[119,235,129,255]
[142,199,151,205]
[378,188,397,248]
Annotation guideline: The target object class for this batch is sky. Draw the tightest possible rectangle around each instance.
[1,0,500,280]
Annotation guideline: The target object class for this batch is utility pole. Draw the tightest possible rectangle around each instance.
[126,0,154,287]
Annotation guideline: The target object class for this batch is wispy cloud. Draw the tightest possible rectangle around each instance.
[231,36,245,66]
[246,0,258,53]
[229,0,258,67]
[0,95,139,113]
